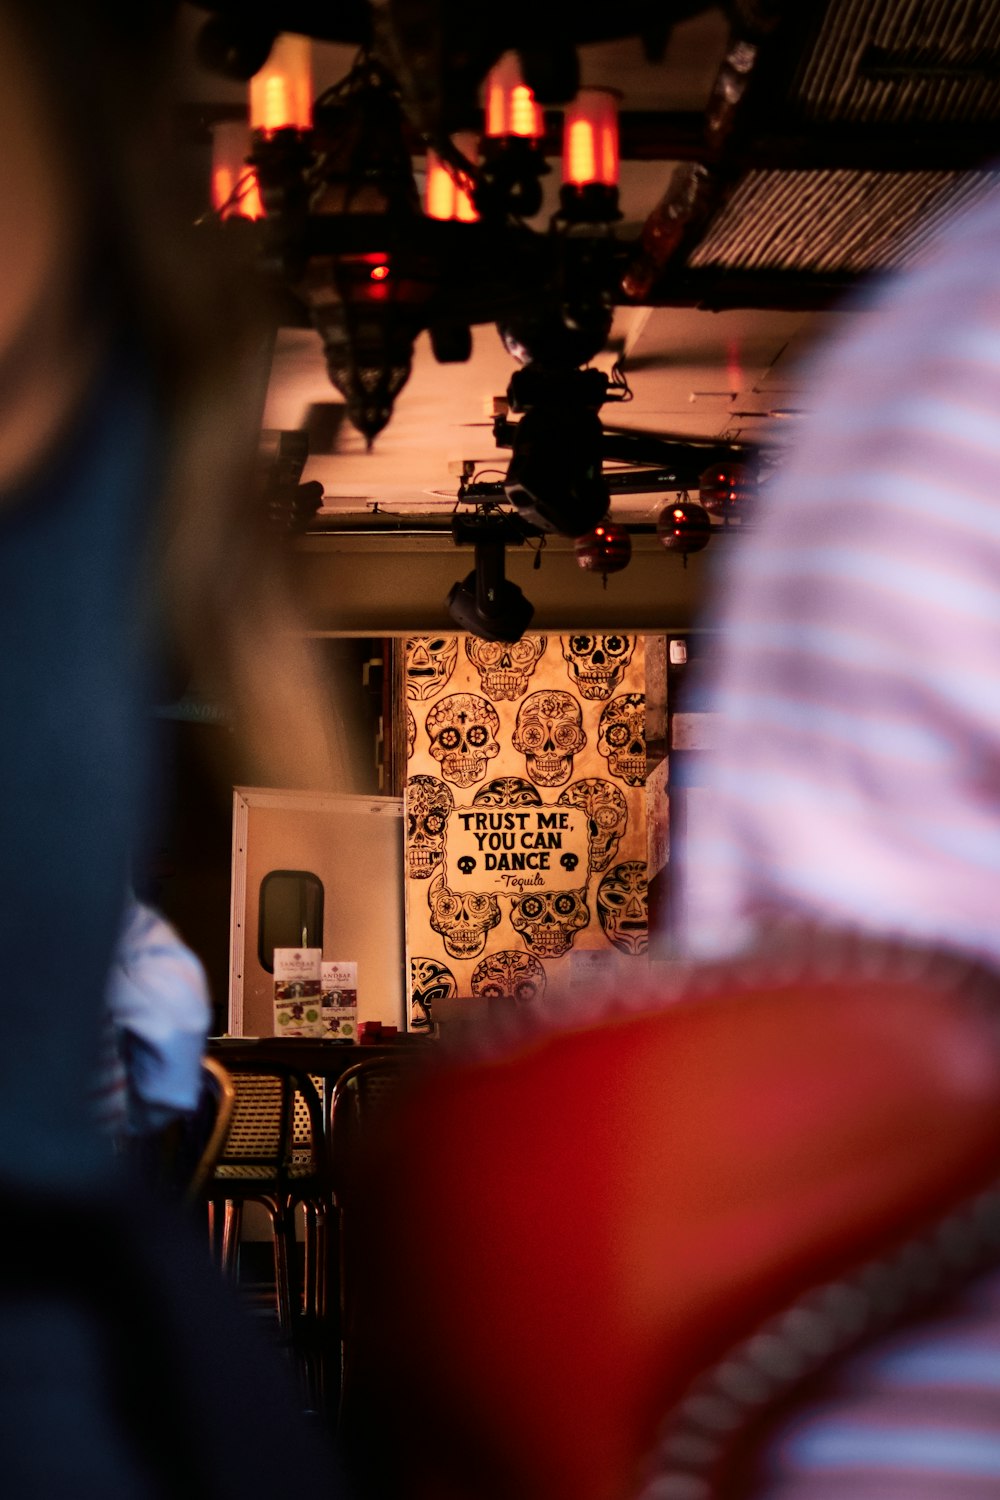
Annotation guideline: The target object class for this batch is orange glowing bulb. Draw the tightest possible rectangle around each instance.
[424,136,479,223]
[483,53,543,139]
[509,85,538,137]
[566,120,597,184]
[249,34,313,136]
[562,89,620,188]
[426,155,457,219]
[211,121,263,219]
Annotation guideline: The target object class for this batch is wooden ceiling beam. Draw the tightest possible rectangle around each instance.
[629,266,855,309]
[179,100,999,176]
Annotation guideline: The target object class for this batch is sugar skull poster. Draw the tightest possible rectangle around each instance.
[403,633,651,1030]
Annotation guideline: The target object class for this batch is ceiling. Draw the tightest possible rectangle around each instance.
[179,1,1000,529]
[262,304,834,524]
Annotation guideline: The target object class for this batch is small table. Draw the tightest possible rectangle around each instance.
[207,1033,436,1134]
[207,1034,434,1417]
[208,1033,431,1073]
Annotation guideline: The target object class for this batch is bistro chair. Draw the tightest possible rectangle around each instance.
[185,1055,236,1203]
[207,1062,327,1339]
[121,1054,235,1208]
[328,1057,410,1425]
[292,1072,333,1330]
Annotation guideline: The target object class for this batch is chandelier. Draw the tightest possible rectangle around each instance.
[197,20,758,641]
[206,36,627,448]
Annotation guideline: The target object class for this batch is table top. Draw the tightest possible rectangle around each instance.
[208,1034,435,1077]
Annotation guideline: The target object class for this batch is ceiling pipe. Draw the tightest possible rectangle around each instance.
[300,517,743,538]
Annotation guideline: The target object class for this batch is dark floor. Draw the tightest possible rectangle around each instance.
[218,1237,339,1430]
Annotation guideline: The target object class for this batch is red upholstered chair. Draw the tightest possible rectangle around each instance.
[343,962,1000,1500]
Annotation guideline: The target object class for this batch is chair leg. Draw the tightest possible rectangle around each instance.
[302,1199,329,1324]
[291,1198,332,1415]
[270,1201,295,1337]
[206,1198,222,1261]
[221,1200,243,1282]
[301,1201,315,1320]
[314,1202,330,1325]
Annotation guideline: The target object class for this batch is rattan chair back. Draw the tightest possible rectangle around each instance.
[185,1056,235,1203]
[213,1064,324,1192]
[329,1058,408,1197]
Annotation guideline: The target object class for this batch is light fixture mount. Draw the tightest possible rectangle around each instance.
[446,514,537,642]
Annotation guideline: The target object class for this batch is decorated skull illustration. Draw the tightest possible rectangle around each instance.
[472,777,542,808]
[597,693,646,786]
[561,634,636,700]
[597,861,648,955]
[512,690,586,788]
[405,635,458,701]
[510,887,590,958]
[426,693,500,788]
[406,706,416,759]
[557,778,628,873]
[405,774,454,879]
[428,874,502,960]
[471,951,546,1007]
[409,956,457,1030]
[465,635,547,700]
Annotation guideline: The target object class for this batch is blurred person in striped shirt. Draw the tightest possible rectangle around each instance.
[677,184,1000,1498]
[92,895,212,1142]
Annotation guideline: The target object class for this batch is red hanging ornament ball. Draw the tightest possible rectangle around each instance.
[574,522,632,583]
[698,460,757,516]
[657,500,712,559]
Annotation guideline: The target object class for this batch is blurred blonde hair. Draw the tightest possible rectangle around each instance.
[9,0,350,791]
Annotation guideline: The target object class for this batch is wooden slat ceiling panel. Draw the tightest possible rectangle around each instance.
[791,0,1000,125]
[687,168,1000,273]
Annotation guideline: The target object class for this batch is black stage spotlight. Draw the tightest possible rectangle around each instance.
[447,520,535,642]
[500,364,611,538]
[503,402,609,538]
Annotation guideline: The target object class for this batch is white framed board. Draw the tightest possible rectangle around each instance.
[229,786,406,1035]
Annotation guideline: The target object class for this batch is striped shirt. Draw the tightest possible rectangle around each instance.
[92,898,212,1137]
[677,186,1000,1495]
[680,183,1000,972]
[743,1272,1000,1499]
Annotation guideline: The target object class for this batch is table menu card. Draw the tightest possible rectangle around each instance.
[273,947,324,1036]
[321,960,358,1040]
